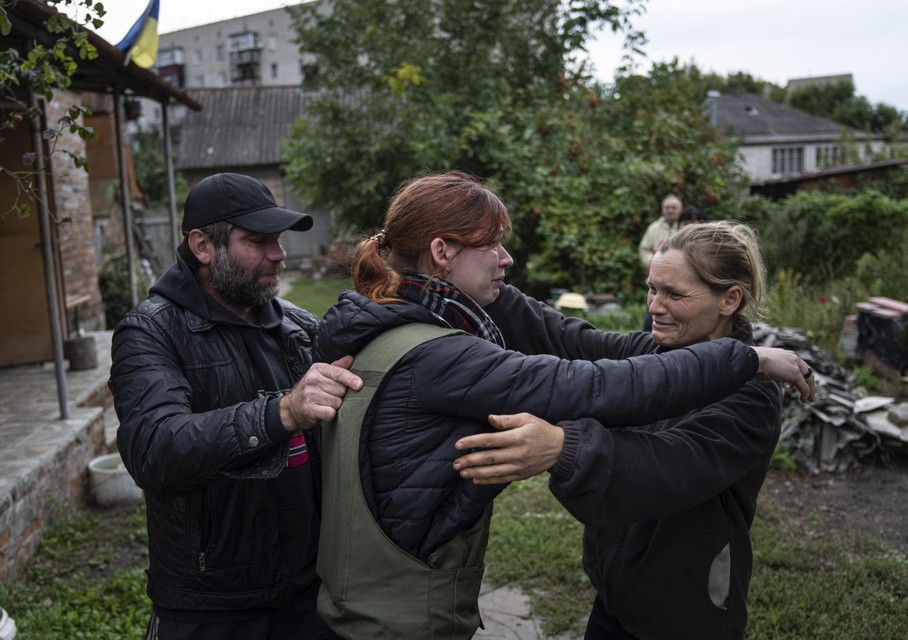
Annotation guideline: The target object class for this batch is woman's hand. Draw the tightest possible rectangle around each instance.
[753,346,816,402]
[452,413,565,484]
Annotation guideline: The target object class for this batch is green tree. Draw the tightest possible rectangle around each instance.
[786,79,906,137]
[283,1,750,298]
[0,0,105,223]
[132,125,186,208]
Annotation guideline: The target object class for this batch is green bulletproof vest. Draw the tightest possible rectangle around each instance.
[317,323,494,640]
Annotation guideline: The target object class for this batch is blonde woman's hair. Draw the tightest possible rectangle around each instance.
[659,220,766,322]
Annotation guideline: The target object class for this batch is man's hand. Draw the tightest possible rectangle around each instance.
[753,346,817,403]
[452,413,565,485]
[279,356,362,431]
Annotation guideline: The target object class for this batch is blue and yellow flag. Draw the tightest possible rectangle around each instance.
[115,0,160,69]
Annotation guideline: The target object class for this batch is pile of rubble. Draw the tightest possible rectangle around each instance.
[753,323,908,474]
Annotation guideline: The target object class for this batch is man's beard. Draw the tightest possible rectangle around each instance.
[208,244,285,308]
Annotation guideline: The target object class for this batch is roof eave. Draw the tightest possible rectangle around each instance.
[8,0,201,110]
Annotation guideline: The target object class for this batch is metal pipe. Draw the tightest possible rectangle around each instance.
[29,89,69,419]
[113,86,138,306]
[162,100,179,255]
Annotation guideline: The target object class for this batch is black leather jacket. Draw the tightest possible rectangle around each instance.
[109,258,320,611]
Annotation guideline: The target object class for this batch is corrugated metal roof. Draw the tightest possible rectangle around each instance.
[176,86,315,170]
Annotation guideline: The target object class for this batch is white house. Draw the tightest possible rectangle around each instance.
[705,92,890,181]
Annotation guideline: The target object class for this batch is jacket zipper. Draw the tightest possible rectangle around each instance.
[198,487,211,572]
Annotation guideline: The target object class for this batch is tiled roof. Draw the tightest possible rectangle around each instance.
[176,86,316,170]
[711,93,874,142]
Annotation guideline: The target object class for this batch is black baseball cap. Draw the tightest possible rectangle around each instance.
[181,173,313,234]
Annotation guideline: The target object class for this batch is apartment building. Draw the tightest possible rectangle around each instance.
[137,2,326,130]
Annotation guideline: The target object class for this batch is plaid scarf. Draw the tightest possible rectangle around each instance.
[397,275,506,349]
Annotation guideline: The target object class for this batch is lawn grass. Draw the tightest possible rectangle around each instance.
[284,273,352,318]
[0,502,151,639]
[748,504,908,639]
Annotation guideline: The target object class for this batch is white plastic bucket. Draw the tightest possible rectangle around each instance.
[87,453,143,507]
[0,607,16,640]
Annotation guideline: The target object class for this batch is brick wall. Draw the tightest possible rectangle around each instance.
[48,91,105,332]
[0,406,110,583]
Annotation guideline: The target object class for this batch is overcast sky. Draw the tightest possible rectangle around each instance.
[94,0,908,110]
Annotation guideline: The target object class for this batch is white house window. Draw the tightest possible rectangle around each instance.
[271,63,278,79]
[219,71,228,86]
[268,35,278,52]
[815,145,842,168]
[772,147,804,174]
[192,48,203,64]
[216,45,226,61]
[194,75,205,87]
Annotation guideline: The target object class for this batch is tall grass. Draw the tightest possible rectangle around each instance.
[763,246,908,360]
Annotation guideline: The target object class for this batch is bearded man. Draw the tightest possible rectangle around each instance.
[108,173,361,640]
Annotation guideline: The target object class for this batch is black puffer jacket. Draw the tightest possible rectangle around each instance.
[314,289,762,560]
[109,257,320,611]
[486,284,782,639]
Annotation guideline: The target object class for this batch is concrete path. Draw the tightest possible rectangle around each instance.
[477,584,571,639]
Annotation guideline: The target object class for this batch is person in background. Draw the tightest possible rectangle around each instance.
[455,220,806,640]
[679,204,704,227]
[108,173,362,640]
[638,194,682,269]
[640,194,683,331]
[313,172,814,638]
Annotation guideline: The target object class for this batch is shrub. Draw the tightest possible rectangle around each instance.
[98,252,152,329]
[760,191,908,282]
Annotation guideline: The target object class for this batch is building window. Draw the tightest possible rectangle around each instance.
[230,32,258,51]
[193,48,203,64]
[161,72,184,88]
[268,35,278,52]
[216,45,226,61]
[271,63,278,79]
[301,60,320,88]
[772,147,804,174]
[157,47,184,66]
[815,145,842,168]
[219,71,228,86]
[194,75,205,87]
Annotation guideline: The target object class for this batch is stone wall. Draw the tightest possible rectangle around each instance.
[0,408,108,582]
[0,333,116,583]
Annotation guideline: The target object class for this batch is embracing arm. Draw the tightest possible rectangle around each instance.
[550,380,782,526]
[484,284,643,360]
[110,317,359,493]
[414,331,791,430]
[456,380,782,525]
[484,285,814,402]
